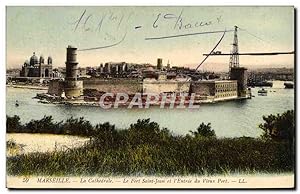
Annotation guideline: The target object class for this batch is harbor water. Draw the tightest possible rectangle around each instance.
[6,81,294,138]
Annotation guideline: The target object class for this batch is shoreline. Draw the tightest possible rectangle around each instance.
[6,84,48,90]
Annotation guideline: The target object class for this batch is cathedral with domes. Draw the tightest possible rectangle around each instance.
[20,52,53,78]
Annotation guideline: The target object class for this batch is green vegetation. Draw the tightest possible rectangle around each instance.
[7,115,94,136]
[6,110,294,176]
[6,139,18,150]
[259,110,294,142]
[7,139,24,157]
[189,122,216,139]
[6,115,22,133]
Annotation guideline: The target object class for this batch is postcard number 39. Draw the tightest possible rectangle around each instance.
[22,177,29,183]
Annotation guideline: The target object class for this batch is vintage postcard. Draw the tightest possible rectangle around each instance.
[6,6,295,189]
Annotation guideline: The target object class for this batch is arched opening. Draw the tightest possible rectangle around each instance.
[45,69,49,77]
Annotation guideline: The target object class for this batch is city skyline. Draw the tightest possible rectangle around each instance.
[7,6,294,70]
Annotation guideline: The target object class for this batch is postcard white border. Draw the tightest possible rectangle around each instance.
[1,0,299,193]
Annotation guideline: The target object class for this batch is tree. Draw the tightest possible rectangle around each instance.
[6,115,22,133]
[190,122,216,138]
[92,122,118,147]
[259,110,294,143]
[128,119,161,146]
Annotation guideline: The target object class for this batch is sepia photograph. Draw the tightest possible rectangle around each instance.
[5,5,295,189]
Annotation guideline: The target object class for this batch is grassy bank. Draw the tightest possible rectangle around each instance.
[6,110,295,176]
[7,136,292,176]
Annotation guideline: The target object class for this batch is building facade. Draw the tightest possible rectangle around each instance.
[190,80,238,101]
[20,52,53,78]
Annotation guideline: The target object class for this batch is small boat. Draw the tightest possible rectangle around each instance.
[258,88,267,96]
[284,82,294,89]
[15,100,19,107]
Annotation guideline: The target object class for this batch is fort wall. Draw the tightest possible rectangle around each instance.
[48,80,64,96]
[83,78,143,94]
[142,80,190,94]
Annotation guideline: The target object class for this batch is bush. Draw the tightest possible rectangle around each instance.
[189,122,216,138]
[25,116,61,134]
[259,110,294,143]
[61,117,93,136]
[6,115,22,133]
[127,119,159,145]
[92,122,119,148]
[7,115,95,136]
[6,113,295,176]
[6,136,293,176]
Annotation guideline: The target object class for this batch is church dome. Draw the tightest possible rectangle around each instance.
[39,55,45,64]
[30,52,39,66]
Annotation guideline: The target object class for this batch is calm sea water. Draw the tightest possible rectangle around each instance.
[6,81,294,138]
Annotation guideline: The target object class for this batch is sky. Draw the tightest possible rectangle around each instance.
[6,6,294,71]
